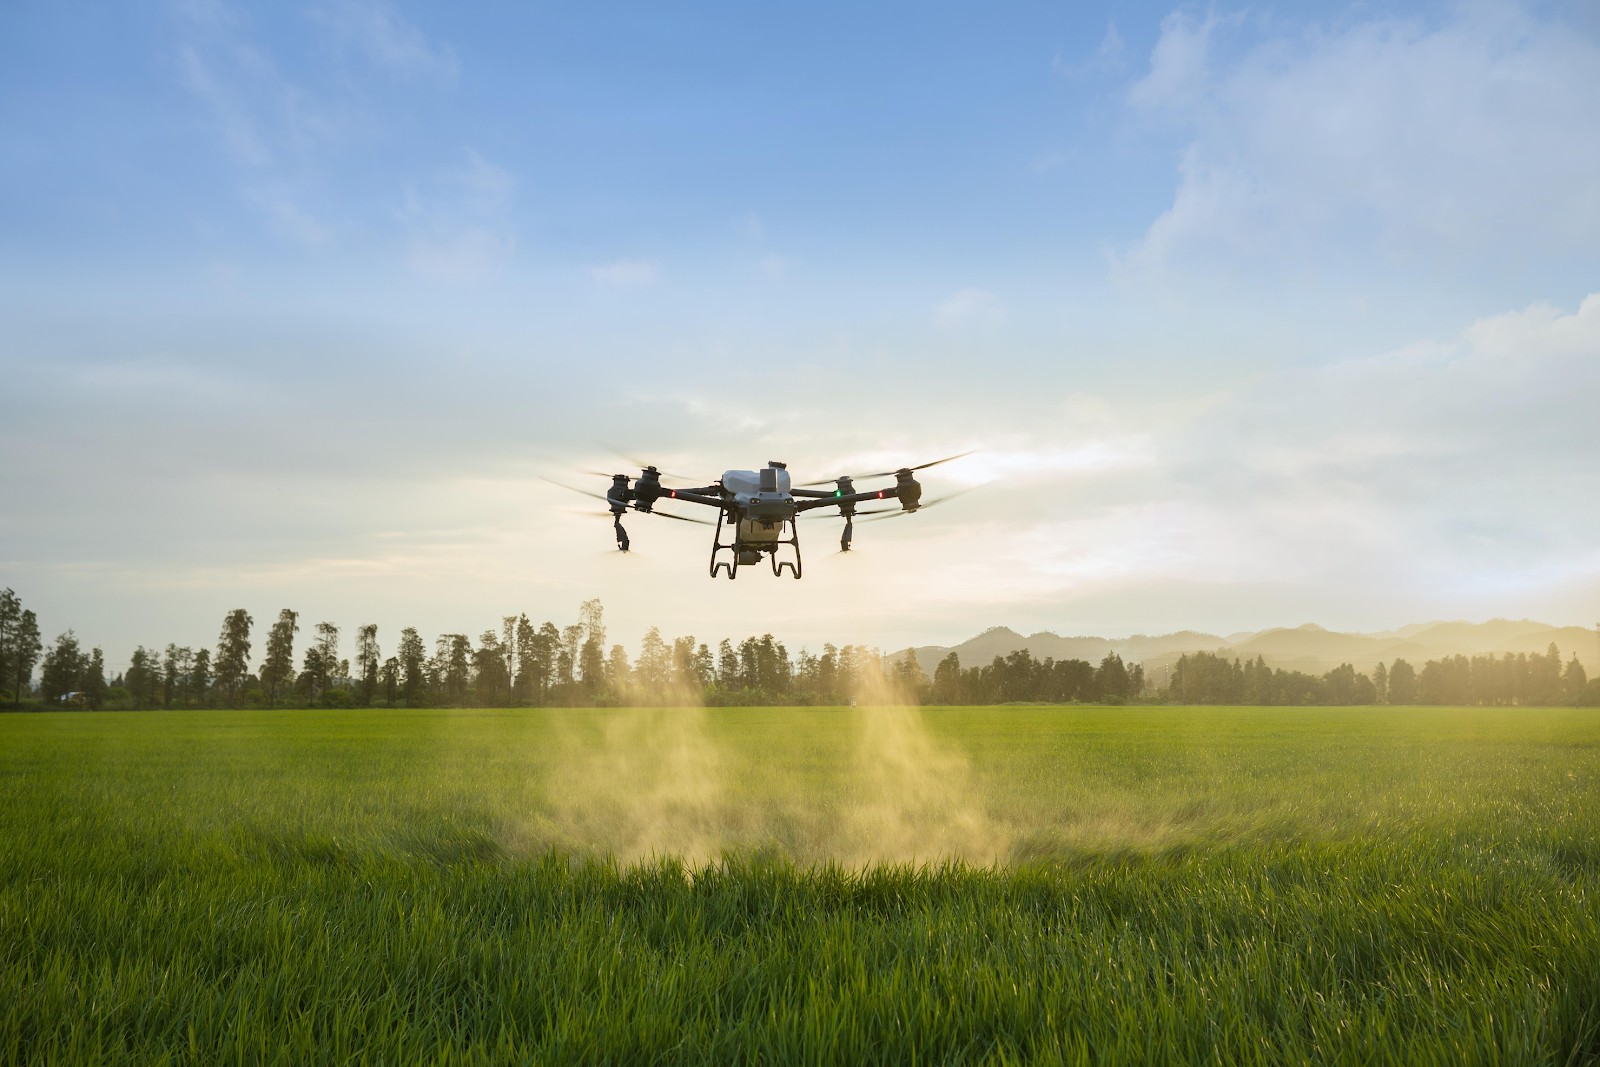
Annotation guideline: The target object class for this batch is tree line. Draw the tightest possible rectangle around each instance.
[1,593,914,710]
[3,587,1596,709]
[1156,647,1595,707]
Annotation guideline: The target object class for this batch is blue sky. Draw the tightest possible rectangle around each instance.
[3,0,1598,669]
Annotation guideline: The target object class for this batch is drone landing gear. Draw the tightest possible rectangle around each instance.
[613,515,630,552]
[708,513,802,579]
[710,509,736,578]
[771,520,801,579]
[840,515,854,553]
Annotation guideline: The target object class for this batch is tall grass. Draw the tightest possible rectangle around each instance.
[2,706,1597,1063]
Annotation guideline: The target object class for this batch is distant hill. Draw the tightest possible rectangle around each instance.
[900,619,1600,679]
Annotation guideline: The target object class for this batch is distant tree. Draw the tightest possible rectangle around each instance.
[635,627,670,702]
[501,616,518,698]
[127,646,159,709]
[577,600,606,701]
[437,634,471,704]
[560,625,583,690]
[9,608,41,707]
[1372,661,1388,704]
[579,599,605,650]
[83,648,108,710]
[1322,663,1376,705]
[161,644,188,707]
[213,609,254,706]
[669,635,710,700]
[261,609,299,708]
[530,621,560,704]
[892,653,929,703]
[190,647,212,707]
[354,624,380,706]
[39,631,85,704]
[0,589,18,699]
[510,616,536,704]
[1095,652,1130,703]
[380,656,400,705]
[315,623,340,695]
[607,643,632,701]
[1564,655,1588,703]
[297,622,341,706]
[931,652,963,704]
[816,644,839,704]
[578,635,606,700]
[473,630,507,705]
[1387,659,1417,704]
[1530,643,1565,705]
[397,627,427,706]
[692,642,715,695]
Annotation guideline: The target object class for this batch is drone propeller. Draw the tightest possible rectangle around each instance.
[641,508,715,525]
[546,478,617,505]
[562,506,711,524]
[544,478,716,524]
[857,486,980,522]
[599,446,696,483]
[797,449,974,486]
[799,505,898,521]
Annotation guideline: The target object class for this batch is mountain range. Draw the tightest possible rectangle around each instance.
[898,619,1600,681]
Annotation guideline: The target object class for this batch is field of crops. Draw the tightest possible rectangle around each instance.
[3,704,1598,1063]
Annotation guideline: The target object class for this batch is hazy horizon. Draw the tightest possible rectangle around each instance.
[5,1,1598,668]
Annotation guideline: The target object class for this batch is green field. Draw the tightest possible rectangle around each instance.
[3,705,1598,1064]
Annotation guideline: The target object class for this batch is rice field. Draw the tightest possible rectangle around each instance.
[3,704,1598,1064]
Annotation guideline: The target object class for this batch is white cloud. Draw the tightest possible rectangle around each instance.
[1125,10,1224,110]
[177,43,271,166]
[883,292,1600,626]
[1052,21,1128,81]
[171,0,467,252]
[453,151,516,213]
[248,184,332,247]
[1120,4,1600,276]
[591,259,660,287]
[1158,291,1600,590]
[311,0,459,83]
[407,228,513,282]
[398,150,518,281]
[935,287,1005,329]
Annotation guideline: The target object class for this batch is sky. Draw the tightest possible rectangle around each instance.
[3,0,1598,672]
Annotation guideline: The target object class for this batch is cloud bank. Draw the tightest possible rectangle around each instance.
[1120,5,1600,277]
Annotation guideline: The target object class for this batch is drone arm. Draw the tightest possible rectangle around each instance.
[794,488,901,513]
[654,489,726,509]
[791,488,839,499]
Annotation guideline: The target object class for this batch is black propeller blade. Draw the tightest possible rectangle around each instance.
[856,486,980,522]
[599,446,696,483]
[798,449,974,486]
[543,478,716,524]
[642,508,716,526]
[544,478,616,505]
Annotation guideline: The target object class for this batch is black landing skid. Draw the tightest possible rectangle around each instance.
[710,512,802,579]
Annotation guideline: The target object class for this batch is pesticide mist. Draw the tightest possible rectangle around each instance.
[526,691,1007,866]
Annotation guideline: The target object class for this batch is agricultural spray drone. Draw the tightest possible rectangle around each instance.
[557,452,971,579]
